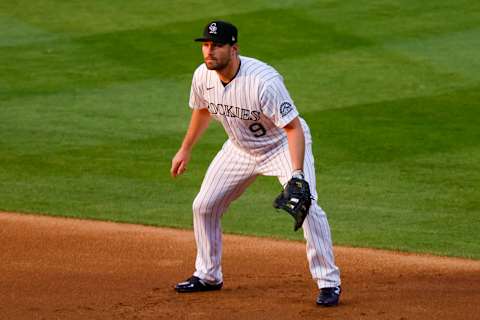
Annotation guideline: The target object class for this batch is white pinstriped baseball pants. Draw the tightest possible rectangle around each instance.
[192,132,341,289]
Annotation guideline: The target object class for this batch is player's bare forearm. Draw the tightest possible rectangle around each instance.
[284,117,305,174]
[171,108,211,177]
[180,108,211,152]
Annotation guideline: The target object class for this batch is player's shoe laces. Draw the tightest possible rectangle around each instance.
[174,276,223,293]
[316,286,341,307]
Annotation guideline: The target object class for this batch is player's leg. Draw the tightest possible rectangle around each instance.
[190,141,257,285]
[258,143,341,289]
[300,145,341,289]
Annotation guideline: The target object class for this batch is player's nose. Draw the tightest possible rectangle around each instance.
[205,48,215,56]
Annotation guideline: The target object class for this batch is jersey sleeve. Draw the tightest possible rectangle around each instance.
[260,75,299,128]
[188,67,208,110]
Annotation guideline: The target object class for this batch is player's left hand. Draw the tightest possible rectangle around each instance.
[273,177,312,231]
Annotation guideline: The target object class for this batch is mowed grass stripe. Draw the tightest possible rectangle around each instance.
[2,0,478,39]
[384,27,480,81]
[1,78,192,152]
[0,16,62,47]
[0,0,308,36]
[304,0,480,41]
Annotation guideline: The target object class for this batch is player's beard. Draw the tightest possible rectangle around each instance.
[205,55,231,71]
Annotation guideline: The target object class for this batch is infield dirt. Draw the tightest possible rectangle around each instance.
[1,212,479,320]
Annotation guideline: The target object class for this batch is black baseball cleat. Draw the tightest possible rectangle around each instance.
[316,286,341,307]
[174,276,223,293]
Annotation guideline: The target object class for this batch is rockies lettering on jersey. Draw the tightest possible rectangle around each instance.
[207,103,261,121]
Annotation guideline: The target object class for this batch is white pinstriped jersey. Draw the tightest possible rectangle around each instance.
[189,56,301,156]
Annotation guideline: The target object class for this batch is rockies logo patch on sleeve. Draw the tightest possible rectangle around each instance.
[280,102,293,117]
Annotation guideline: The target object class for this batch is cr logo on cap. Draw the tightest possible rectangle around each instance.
[209,23,217,34]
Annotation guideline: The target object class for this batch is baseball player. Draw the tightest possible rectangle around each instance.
[170,20,341,306]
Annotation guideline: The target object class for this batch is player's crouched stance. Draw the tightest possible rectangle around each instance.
[170,20,341,307]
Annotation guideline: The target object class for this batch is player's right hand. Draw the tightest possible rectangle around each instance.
[170,148,191,178]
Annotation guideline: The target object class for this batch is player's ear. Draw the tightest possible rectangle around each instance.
[231,43,239,55]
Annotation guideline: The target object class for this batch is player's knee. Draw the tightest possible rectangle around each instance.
[192,195,211,216]
[193,194,225,217]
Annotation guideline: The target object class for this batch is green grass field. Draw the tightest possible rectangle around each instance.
[1,0,479,259]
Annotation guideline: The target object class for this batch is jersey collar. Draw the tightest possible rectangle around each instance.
[221,58,242,87]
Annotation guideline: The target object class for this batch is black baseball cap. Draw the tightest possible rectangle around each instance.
[194,20,238,45]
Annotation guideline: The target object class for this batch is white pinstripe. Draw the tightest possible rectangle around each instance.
[189,56,341,288]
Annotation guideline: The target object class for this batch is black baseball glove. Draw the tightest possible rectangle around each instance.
[273,177,312,231]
